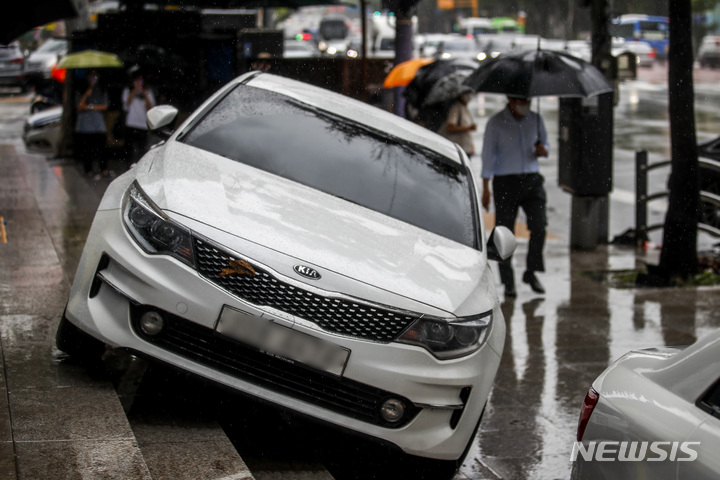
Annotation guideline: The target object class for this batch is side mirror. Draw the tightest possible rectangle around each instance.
[486,226,516,261]
[146,105,178,140]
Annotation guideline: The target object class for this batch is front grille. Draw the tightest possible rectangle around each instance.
[193,238,419,343]
[130,307,419,428]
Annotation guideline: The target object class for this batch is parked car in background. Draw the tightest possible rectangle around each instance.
[371,34,395,58]
[698,35,720,69]
[22,105,62,156]
[282,39,319,58]
[572,329,720,480]
[57,72,516,479]
[434,35,480,62]
[612,37,655,68]
[24,37,68,86]
[0,42,27,91]
[564,40,592,62]
[418,33,454,57]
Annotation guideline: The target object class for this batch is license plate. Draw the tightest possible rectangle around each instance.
[216,306,350,376]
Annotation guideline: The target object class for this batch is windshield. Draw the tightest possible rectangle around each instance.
[182,84,478,248]
[35,39,67,54]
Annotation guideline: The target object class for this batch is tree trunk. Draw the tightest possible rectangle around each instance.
[657,0,699,281]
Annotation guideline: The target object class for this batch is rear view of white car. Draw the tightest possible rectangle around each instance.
[57,72,516,478]
[572,329,720,479]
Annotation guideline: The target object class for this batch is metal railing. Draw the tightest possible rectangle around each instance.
[635,150,720,244]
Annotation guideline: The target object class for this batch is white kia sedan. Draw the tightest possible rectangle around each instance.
[572,329,720,479]
[58,72,515,477]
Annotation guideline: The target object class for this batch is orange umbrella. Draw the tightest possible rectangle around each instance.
[383,57,435,88]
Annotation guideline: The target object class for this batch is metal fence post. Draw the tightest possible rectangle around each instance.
[635,150,648,246]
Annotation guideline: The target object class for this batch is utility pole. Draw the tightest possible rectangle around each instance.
[588,0,614,246]
[562,0,614,250]
[393,6,414,116]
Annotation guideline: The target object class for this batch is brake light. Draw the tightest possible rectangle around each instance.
[51,65,66,83]
[10,58,24,65]
[577,387,599,441]
[648,49,656,59]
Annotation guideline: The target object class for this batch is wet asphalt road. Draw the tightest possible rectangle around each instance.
[1,62,720,480]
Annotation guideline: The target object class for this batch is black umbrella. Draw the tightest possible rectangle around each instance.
[403,58,479,131]
[1,0,78,45]
[463,49,613,99]
[405,58,479,106]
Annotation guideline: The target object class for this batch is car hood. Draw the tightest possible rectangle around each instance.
[135,142,488,314]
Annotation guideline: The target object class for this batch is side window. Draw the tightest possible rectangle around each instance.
[699,378,720,419]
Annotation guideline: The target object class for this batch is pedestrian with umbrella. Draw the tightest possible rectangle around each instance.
[480,94,549,297]
[466,49,613,297]
[432,75,477,158]
[74,68,110,179]
[403,58,479,130]
[58,50,124,179]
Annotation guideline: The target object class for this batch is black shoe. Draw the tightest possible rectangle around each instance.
[523,271,545,294]
[504,284,517,298]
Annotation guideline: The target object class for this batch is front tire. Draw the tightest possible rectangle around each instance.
[56,311,106,362]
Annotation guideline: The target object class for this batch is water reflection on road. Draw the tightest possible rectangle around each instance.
[457,63,720,479]
[456,244,719,480]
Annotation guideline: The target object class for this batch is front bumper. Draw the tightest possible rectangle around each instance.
[66,204,504,460]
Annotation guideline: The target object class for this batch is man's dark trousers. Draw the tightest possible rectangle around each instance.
[492,173,547,289]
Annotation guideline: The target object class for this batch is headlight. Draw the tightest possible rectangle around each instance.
[122,181,195,267]
[397,310,492,359]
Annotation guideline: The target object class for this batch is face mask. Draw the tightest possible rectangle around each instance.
[515,103,530,117]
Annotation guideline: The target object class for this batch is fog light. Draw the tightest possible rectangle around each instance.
[380,398,405,423]
[139,311,165,336]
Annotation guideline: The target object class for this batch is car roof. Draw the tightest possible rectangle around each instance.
[241,72,463,163]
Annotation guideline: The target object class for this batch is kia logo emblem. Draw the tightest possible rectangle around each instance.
[294,265,321,280]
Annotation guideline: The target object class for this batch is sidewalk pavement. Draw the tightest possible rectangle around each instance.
[0,145,255,480]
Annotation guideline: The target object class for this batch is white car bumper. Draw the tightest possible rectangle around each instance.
[66,204,504,461]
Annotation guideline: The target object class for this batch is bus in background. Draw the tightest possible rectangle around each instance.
[457,17,496,37]
[457,16,524,39]
[491,17,524,34]
[611,14,669,62]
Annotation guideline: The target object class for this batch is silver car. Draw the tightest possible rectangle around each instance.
[25,37,68,84]
[0,42,27,91]
[58,72,516,477]
[572,329,720,479]
[698,35,720,69]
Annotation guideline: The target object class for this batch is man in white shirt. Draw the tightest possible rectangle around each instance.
[481,95,549,298]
